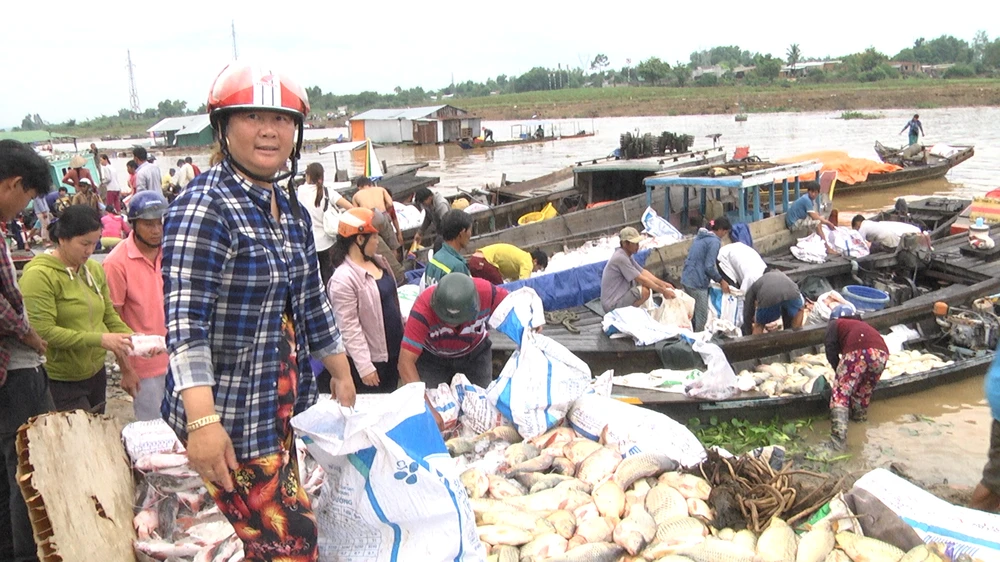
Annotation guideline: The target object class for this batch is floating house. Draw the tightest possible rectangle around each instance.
[147,115,213,148]
[348,105,481,144]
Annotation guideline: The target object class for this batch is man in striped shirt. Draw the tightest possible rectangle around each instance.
[399,273,508,388]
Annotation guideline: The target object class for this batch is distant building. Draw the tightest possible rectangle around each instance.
[890,61,923,74]
[780,60,842,78]
[147,115,213,148]
[922,63,955,77]
[731,65,756,79]
[348,105,482,144]
[692,66,726,79]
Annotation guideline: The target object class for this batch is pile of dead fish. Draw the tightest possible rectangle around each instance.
[452,426,948,562]
[737,351,952,398]
[131,452,244,561]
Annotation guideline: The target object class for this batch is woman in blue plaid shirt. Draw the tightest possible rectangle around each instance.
[161,62,354,561]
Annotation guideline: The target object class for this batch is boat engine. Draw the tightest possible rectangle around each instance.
[935,299,1000,355]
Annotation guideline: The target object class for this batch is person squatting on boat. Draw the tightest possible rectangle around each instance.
[785,181,835,236]
[743,270,806,334]
[601,226,675,314]
[0,139,56,562]
[682,217,732,332]
[823,304,889,451]
[326,208,403,395]
[161,61,354,561]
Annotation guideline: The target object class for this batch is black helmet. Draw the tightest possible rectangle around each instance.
[431,273,480,325]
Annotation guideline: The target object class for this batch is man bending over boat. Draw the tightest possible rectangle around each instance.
[600,226,675,314]
[785,181,834,236]
[743,270,806,334]
[850,214,923,254]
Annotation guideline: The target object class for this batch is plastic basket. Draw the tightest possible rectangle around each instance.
[841,285,890,311]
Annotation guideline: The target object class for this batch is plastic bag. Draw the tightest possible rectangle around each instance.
[291,383,484,562]
[706,285,744,330]
[425,382,460,436]
[684,339,739,400]
[567,394,706,467]
[805,290,851,325]
[451,374,508,437]
[649,290,695,330]
[641,206,683,241]
[489,287,592,439]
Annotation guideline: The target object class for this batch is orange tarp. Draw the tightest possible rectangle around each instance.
[776,151,901,185]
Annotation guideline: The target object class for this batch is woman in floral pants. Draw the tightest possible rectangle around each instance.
[824,305,889,450]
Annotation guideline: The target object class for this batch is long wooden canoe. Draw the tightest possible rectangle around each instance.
[831,145,973,196]
[615,317,993,423]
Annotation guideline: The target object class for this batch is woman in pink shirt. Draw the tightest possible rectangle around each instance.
[326,208,402,394]
[100,208,131,250]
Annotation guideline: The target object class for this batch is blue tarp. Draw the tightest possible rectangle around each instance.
[501,249,652,311]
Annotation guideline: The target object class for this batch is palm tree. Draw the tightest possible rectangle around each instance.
[786,43,802,73]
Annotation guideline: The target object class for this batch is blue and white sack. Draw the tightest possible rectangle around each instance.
[291,384,484,562]
[488,287,592,439]
[641,206,683,241]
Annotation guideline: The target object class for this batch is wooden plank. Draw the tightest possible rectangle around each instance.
[16,412,135,562]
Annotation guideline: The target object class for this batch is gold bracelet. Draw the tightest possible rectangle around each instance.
[186,414,221,433]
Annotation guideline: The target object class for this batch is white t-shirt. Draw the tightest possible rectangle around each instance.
[717,242,767,292]
[296,183,342,252]
[858,220,921,248]
[102,164,122,192]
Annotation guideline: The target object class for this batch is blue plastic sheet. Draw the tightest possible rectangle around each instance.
[502,249,652,311]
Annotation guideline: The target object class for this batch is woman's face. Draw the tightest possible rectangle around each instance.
[57,229,101,268]
[363,233,379,257]
[226,110,296,181]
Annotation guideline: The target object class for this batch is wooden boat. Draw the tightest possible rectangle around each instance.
[457,130,596,150]
[617,313,996,423]
[403,147,730,254]
[491,213,1000,374]
[830,143,974,197]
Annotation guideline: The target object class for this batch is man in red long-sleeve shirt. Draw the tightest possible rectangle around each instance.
[824,304,889,451]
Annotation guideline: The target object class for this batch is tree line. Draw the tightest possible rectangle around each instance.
[12,31,1000,133]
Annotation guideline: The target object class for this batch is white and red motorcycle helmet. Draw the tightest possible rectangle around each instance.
[207,62,310,184]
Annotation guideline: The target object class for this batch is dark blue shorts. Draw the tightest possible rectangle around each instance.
[756,295,805,325]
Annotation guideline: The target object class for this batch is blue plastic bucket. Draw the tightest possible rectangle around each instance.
[841,285,890,311]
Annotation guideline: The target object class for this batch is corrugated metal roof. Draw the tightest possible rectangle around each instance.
[147,115,211,134]
[351,105,448,121]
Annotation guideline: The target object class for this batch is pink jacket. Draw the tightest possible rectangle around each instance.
[327,255,399,376]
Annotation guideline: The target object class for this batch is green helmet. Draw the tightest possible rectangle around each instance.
[431,273,480,325]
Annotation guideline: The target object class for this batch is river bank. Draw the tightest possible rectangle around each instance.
[459,79,1000,120]
[47,79,1000,140]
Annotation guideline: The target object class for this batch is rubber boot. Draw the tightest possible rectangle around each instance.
[850,404,868,422]
[827,407,849,451]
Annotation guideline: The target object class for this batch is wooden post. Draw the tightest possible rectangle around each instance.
[769,181,776,217]
[646,183,653,208]
[738,187,747,223]
[794,176,801,199]
[782,179,790,213]
[682,187,690,228]
[700,188,708,218]
[753,186,762,221]
[665,186,671,221]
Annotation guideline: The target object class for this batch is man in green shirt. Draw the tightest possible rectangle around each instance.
[422,210,472,287]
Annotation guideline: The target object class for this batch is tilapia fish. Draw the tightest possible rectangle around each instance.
[592,481,626,521]
[613,451,679,490]
[461,467,490,499]
[681,536,757,562]
[488,474,527,498]
[835,532,905,562]
[481,510,555,536]
[658,472,712,501]
[504,486,592,513]
[757,516,797,562]
[504,442,540,466]
[796,520,834,562]
[565,439,606,464]
[645,484,689,525]
[505,453,555,475]
[545,542,625,562]
[577,448,622,488]
[520,533,569,561]
[547,509,577,539]
[612,504,656,555]
[478,524,533,546]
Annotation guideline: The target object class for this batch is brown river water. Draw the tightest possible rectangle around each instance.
[112,107,999,492]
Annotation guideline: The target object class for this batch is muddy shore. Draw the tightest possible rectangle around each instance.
[458,80,1000,120]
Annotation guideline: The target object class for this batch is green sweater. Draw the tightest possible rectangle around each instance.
[20,253,132,382]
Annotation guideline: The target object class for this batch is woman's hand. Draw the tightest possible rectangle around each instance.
[360,368,380,387]
[120,365,141,397]
[331,375,357,407]
[187,422,238,492]
[101,333,134,356]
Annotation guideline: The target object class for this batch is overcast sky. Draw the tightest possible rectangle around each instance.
[2,0,994,128]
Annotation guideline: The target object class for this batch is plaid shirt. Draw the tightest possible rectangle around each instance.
[162,161,344,461]
[0,242,32,386]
